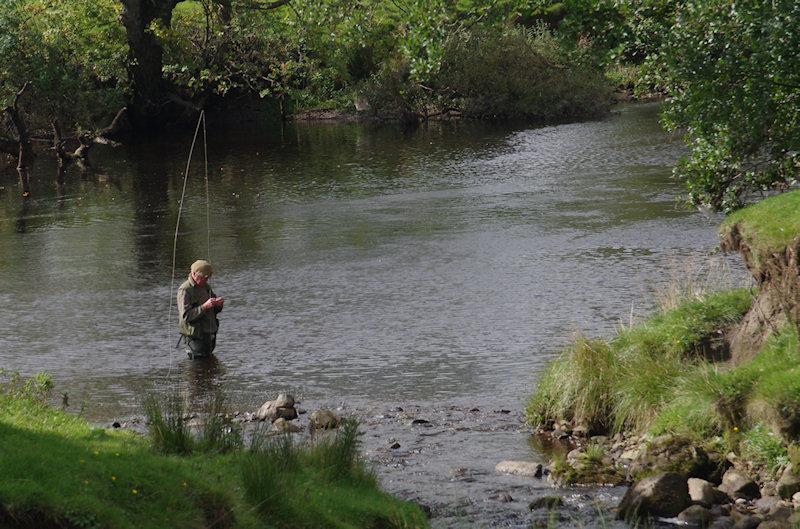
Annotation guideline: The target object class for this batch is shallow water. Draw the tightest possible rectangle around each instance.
[0,102,747,526]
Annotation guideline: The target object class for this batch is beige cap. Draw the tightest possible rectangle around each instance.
[190,260,213,278]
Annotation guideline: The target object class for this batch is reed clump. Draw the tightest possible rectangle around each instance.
[238,418,419,528]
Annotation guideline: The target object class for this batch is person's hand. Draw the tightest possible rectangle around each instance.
[201,299,216,311]
[213,297,224,309]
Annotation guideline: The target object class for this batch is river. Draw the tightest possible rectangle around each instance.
[0,102,747,527]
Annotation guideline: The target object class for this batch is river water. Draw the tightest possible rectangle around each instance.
[0,102,746,527]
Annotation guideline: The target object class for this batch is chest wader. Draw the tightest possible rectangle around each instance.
[180,333,216,359]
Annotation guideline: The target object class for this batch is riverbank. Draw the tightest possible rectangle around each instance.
[0,374,429,529]
[526,189,800,525]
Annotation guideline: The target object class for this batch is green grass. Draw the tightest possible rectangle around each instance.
[0,373,428,529]
[528,288,752,437]
[238,419,424,529]
[720,188,800,259]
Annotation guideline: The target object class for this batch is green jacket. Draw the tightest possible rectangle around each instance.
[177,277,221,338]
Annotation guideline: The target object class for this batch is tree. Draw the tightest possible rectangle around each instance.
[647,0,800,212]
[118,0,183,128]
[118,0,290,129]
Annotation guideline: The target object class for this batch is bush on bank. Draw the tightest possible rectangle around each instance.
[434,25,612,120]
[0,371,428,529]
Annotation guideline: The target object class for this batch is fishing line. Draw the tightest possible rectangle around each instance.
[166,110,208,379]
[203,113,211,260]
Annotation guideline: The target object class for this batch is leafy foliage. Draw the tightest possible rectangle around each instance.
[0,0,127,131]
[0,0,611,133]
[517,0,800,212]
[649,0,800,212]
[438,24,611,120]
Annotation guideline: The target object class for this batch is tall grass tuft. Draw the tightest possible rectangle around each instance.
[238,419,414,528]
[528,288,753,436]
[0,369,53,402]
[309,418,373,483]
[527,336,617,435]
[142,388,195,455]
[142,384,241,455]
[240,428,300,518]
[198,388,242,454]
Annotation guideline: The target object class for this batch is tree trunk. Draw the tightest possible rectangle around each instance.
[3,83,34,195]
[118,0,183,129]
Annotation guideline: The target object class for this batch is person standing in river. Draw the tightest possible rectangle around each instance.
[177,260,224,359]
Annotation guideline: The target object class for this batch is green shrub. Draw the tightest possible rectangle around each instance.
[437,24,612,120]
[740,425,790,472]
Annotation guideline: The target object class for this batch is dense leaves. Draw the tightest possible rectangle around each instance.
[0,0,614,137]
[438,25,611,120]
[518,0,800,211]
[7,0,794,213]
[651,0,800,212]
[0,0,127,130]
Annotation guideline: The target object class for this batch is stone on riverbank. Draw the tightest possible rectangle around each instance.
[678,504,714,526]
[626,435,720,482]
[688,477,718,507]
[494,460,543,478]
[270,417,302,433]
[309,409,341,430]
[778,464,800,500]
[254,394,298,422]
[617,472,691,520]
[719,468,760,500]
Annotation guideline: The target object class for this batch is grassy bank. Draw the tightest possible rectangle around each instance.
[527,289,800,471]
[527,288,752,437]
[0,372,428,529]
[527,190,800,475]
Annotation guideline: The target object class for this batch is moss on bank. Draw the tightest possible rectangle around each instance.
[0,372,428,529]
[527,190,800,482]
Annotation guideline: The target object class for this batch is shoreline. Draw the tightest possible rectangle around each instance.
[530,420,800,526]
[107,398,625,528]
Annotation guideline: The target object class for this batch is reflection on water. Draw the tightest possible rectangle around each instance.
[180,355,224,410]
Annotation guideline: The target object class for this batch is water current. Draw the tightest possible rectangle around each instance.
[0,102,748,527]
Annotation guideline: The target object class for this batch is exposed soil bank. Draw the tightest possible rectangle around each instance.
[719,220,800,365]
